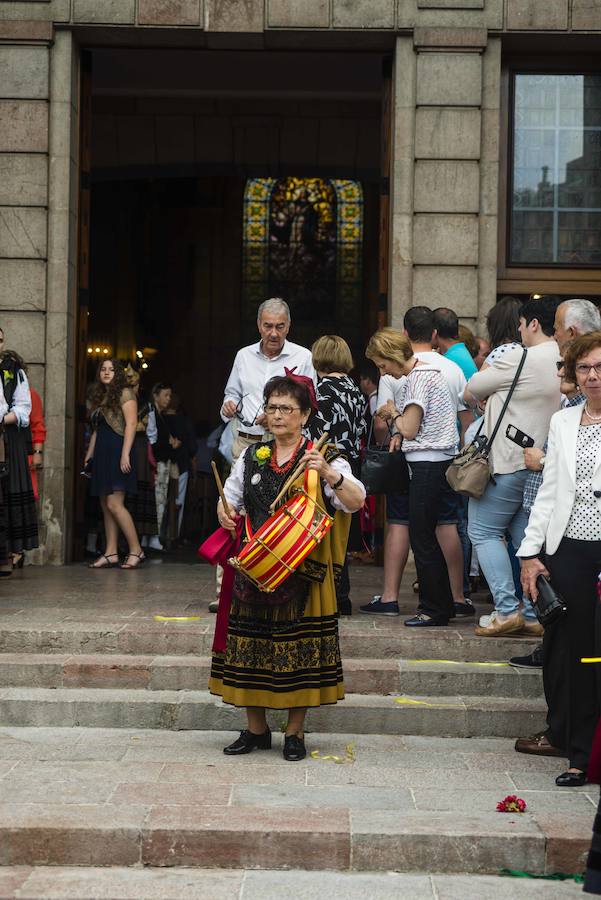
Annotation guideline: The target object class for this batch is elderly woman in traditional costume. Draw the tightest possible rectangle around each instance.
[208,373,365,761]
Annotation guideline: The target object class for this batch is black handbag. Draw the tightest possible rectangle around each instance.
[360,419,409,496]
[532,575,567,627]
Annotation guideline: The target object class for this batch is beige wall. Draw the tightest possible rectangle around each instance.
[0,0,598,561]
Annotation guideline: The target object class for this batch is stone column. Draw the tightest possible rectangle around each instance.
[388,36,417,328]
[410,27,489,329]
[43,30,79,563]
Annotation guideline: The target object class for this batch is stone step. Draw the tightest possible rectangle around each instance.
[0,801,590,876]
[0,687,547,736]
[0,867,587,899]
[0,653,543,698]
[0,621,539,662]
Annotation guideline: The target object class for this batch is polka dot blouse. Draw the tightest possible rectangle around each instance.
[566,424,601,541]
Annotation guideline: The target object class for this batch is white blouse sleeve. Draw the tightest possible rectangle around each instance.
[222,449,248,512]
[12,371,32,427]
[146,409,158,444]
[323,456,366,513]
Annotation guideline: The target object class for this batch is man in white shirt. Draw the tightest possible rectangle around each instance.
[221,297,315,463]
[212,297,314,612]
[360,307,475,618]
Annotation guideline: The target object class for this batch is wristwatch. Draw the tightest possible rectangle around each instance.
[539,454,546,468]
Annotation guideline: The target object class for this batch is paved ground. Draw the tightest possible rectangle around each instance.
[0,560,594,897]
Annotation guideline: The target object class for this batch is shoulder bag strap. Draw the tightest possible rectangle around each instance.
[483,348,528,454]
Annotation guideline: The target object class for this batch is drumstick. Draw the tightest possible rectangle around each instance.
[211,461,234,529]
[269,432,329,512]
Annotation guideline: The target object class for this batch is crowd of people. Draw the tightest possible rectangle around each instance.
[209,294,601,799]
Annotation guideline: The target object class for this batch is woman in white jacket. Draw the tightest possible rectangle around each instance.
[518,331,601,787]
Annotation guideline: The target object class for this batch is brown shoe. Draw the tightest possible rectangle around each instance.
[474,611,524,637]
[515,731,564,757]
[521,620,544,637]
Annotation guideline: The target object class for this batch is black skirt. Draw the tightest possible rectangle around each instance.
[125,433,157,536]
[90,419,137,498]
[4,425,38,553]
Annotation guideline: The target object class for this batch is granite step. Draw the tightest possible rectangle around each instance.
[0,801,590,875]
[0,653,543,698]
[0,621,539,662]
[0,867,586,900]
[0,687,547,736]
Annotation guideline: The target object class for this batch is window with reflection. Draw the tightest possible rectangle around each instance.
[242,177,363,322]
[511,74,601,266]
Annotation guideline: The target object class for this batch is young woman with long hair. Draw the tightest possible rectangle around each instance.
[85,358,144,569]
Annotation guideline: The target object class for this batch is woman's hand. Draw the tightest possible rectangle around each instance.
[120,452,132,474]
[302,448,330,478]
[520,556,549,601]
[217,499,238,532]
[376,399,398,422]
[389,434,401,453]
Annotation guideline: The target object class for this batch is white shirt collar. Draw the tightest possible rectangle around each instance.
[254,339,291,361]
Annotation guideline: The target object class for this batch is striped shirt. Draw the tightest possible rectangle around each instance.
[399,366,458,461]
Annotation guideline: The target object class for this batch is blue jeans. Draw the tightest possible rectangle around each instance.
[468,470,536,621]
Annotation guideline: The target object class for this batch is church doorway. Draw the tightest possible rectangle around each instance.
[74,47,387,556]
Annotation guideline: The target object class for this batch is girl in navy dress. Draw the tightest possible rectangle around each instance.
[85,359,144,569]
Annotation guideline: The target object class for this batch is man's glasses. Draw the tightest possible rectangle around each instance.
[265,404,301,416]
[234,394,261,428]
[575,363,601,377]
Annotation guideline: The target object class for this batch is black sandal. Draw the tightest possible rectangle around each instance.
[121,552,146,570]
[88,554,120,569]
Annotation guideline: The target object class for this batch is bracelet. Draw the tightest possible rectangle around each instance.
[33,449,43,455]
[332,472,344,491]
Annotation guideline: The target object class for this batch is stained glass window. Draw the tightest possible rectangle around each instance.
[243,177,363,329]
[511,74,601,265]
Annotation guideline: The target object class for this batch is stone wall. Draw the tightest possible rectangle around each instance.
[2,0,601,31]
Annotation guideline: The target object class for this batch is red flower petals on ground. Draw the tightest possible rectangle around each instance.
[497,795,527,813]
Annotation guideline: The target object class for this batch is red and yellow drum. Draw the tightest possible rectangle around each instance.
[229,466,333,592]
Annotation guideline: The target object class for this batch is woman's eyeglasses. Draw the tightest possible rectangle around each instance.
[265,404,301,416]
[556,360,564,371]
[575,363,601,377]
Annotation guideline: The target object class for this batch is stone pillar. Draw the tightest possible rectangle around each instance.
[0,22,78,564]
[410,27,489,329]
[388,35,416,328]
[43,30,79,564]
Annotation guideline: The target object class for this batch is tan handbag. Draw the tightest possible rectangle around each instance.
[446,349,527,499]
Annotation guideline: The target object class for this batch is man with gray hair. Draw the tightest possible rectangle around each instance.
[221,297,315,462]
[554,298,601,354]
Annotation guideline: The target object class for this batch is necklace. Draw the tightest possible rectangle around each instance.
[270,435,304,475]
[585,403,601,422]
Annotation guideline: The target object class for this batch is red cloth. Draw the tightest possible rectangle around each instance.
[28,388,47,502]
[198,518,243,653]
[284,367,318,412]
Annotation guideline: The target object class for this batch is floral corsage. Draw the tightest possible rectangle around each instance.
[253,445,272,466]
[496,795,527,813]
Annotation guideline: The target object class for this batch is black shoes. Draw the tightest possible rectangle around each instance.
[452,600,475,618]
[556,770,587,787]
[223,729,272,755]
[283,734,306,761]
[359,596,400,616]
[404,613,449,627]
[509,645,543,669]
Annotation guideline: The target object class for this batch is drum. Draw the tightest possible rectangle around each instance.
[229,467,333,592]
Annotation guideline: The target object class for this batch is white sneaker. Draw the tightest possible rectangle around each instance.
[479,612,495,627]
[148,536,164,551]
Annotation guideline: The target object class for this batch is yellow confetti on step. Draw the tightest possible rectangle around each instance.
[407,659,509,668]
[310,742,356,765]
[153,615,202,622]
[393,697,463,709]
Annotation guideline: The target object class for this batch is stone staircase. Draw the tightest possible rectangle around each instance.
[0,564,593,898]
